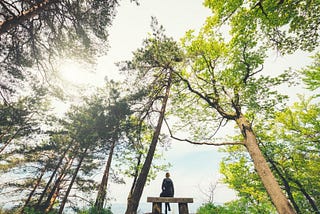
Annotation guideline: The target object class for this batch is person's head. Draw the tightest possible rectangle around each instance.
[165,172,170,178]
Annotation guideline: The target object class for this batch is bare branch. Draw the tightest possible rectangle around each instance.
[164,118,244,146]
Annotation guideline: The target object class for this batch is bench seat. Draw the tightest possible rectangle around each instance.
[147,197,193,203]
[147,197,193,214]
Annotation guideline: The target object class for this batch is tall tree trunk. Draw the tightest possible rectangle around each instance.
[94,139,116,210]
[129,153,142,196]
[21,165,47,213]
[37,144,71,207]
[45,186,61,213]
[125,72,173,214]
[44,156,74,213]
[236,115,296,214]
[0,0,57,35]
[58,147,88,214]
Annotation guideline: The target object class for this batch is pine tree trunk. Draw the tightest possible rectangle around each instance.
[43,156,74,212]
[45,187,60,213]
[37,144,71,207]
[128,153,142,197]
[58,147,88,214]
[21,165,47,213]
[95,139,116,210]
[236,115,296,214]
[125,72,173,214]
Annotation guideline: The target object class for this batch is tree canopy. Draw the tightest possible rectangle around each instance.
[0,0,319,213]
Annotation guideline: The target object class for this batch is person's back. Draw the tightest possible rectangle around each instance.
[160,172,174,213]
[161,177,174,197]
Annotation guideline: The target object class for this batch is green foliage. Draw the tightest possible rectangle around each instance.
[23,207,57,214]
[197,203,229,214]
[220,149,276,211]
[204,0,320,53]
[300,52,320,92]
[0,206,57,214]
[197,200,276,214]
[172,18,293,141]
[220,95,320,213]
[78,206,113,214]
[0,0,121,98]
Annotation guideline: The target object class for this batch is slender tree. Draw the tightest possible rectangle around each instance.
[119,18,182,214]
[58,146,89,213]
[36,137,73,208]
[94,83,131,211]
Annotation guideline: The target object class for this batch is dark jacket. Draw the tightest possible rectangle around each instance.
[160,177,174,197]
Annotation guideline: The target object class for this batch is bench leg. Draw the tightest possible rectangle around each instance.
[178,203,189,214]
[152,202,162,214]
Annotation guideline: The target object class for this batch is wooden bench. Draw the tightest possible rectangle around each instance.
[147,197,193,214]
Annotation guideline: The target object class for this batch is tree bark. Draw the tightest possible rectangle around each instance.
[129,153,142,197]
[58,147,88,214]
[21,165,47,213]
[0,0,57,35]
[236,115,296,214]
[94,139,116,210]
[125,72,173,214]
[44,156,74,213]
[37,144,71,207]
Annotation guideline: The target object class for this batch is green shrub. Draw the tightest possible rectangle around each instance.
[197,203,229,214]
[78,206,113,214]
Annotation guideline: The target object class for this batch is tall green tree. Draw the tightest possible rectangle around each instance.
[93,82,132,211]
[220,95,320,214]
[168,1,319,213]
[171,21,295,214]
[118,18,182,214]
[56,98,107,213]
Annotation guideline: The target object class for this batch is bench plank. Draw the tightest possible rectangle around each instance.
[147,197,193,203]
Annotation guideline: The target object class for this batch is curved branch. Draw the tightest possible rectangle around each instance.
[174,71,237,120]
[164,118,244,146]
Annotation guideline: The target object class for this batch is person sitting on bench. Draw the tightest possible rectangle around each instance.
[160,172,174,213]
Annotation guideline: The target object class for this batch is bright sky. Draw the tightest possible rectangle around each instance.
[97,0,238,208]
[57,0,315,212]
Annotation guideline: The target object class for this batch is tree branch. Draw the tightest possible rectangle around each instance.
[164,118,244,146]
[174,70,237,120]
[0,0,57,35]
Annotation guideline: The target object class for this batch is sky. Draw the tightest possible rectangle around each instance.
[97,0,238,207]
[57,0,316,212]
